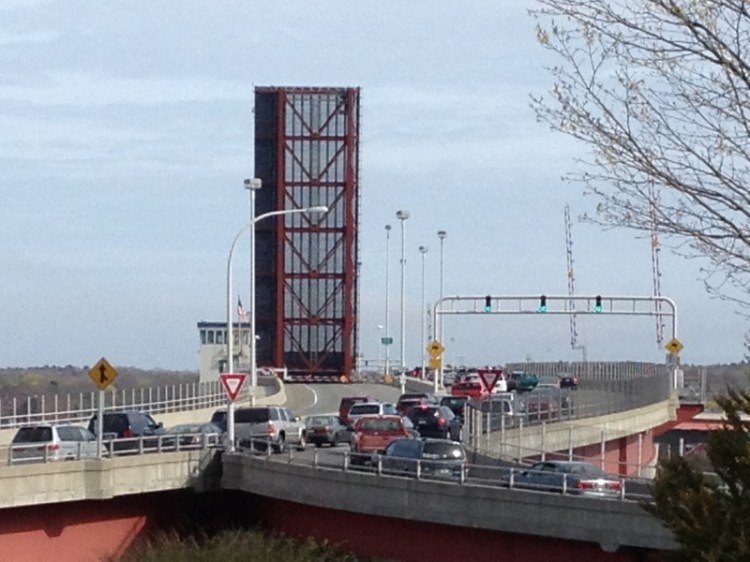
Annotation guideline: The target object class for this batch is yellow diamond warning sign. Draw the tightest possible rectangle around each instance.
[665,338,684,354]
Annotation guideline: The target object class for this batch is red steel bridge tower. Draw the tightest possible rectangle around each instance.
[253,86,360,382]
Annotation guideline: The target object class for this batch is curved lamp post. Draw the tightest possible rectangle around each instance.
[225,203,328,452]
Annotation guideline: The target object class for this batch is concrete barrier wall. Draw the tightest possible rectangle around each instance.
[0,450,219,509]
[222,453,675,553]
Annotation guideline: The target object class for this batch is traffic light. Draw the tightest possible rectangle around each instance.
[595,295,603,313]
[484,295,492,312]
[538,295,547,313]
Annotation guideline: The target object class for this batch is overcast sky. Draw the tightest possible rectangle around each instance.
[1,0,746,371]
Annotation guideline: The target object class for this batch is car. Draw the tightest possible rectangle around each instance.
[349,415,415,465]
[507,371,540,393]
[10,424,105,463]
[406,404,463,441]
[165,422,223,449]
[559,375,580,389]
[303,414,350,447]
[233,406,307,453]
[526,387,574,420]
[381,438,467,480]
[450,381,489,400]
[338,396,373,424]
[87,410,167,452]
[347,401,397,424]
[472,394,520,430]
[395,392,439,415]
[512,460,623,498]
[439,395,469,422]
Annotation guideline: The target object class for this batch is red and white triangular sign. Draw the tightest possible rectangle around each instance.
[219,373,248,402]
[477,369,503,393]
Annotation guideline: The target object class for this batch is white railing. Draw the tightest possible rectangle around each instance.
[0,379,259,430]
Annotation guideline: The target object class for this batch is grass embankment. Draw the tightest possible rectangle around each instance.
[122,528,380,562]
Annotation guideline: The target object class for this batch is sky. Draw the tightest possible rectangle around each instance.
[1,0,747,371]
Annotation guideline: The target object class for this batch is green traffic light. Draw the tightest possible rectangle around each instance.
[538,295,547,313]
[484,295,492,312]
[595,295,603,313]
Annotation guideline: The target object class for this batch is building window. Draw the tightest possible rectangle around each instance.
[217,331,224,345]
[200,330,207,345]
[207,331,215,344]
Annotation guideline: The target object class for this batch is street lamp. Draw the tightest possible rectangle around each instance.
[225,201,328,452]
[384,224,392,378]
[418,245,428,384]
[377,324,384,372]
[437,229,447,388]
[396,210,409,395]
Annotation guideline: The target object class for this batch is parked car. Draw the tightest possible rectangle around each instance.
[508,371,540,393]
[381,438,467,480]
[347,401,397,424]
[338,396,373,424]
[233,406,307,453]
[349,415,415,465]
[165,422,223,449]
[512,461,623,498]
[396,392,439,415]
[439,395,469,422]
[406,404,463,441]
[450,381,489,400]
[559,374,580,389]
[87,411,167,452]
[10,424,105,463]
[304,414,350,448]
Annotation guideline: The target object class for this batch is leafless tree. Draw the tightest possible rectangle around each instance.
[530,0,750,306]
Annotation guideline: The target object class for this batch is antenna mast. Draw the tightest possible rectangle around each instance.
[565,204,587,361]
[649,185,665,345]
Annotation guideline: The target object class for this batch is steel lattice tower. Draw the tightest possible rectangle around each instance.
[254,86,360,381]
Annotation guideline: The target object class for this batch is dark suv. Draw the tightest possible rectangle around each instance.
[406,404,462,441]
[88,411,166,452]
[396,392,439,415]
[382,437,467,480]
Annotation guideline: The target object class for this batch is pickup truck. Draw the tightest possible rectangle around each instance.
[508,371,539,393]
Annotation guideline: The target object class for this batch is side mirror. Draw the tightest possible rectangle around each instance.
[157,422,164,429]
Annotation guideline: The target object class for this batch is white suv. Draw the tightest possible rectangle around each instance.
[346,402,397,424]
[10,424,105,463]
[233,406,307,453]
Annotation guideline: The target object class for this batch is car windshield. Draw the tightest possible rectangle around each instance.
[170,424,202,434]
[13,427,52,443]
[409,408,439,421]
[306,416,334,427]
[235,409,270,423]
[357,418,402,432]
[441,397,466,408]
[349,404,381,416]
[422,442,465,460]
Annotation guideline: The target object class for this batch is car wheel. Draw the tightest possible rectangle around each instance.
[297,432,307,451]
[331,435,339,447]
[273,435,286,454]
[315,442,322,448]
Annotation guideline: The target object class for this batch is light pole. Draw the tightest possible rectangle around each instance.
[377,324,384,372]
[437,229,447,388]
[396,210,409,395]
[245,177,262,389]
[384,224,392,378]
[226,202,328,452]
[418,245,428,383]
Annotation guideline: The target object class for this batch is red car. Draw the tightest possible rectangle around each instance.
[451,381,489,400]
[349,415,415,465]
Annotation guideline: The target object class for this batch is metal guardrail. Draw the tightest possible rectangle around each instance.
[0,377,279,430]
[236,444,654,503]
[6,431,223,465]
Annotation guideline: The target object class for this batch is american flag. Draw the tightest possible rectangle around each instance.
[237,296,248,320]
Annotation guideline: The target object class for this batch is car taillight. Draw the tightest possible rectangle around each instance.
[606,481,622,490]
[576,480,595,489]
[123,428,135,438]
[266,422,275,434]
[438,417,447,426]
[47,444,60,451]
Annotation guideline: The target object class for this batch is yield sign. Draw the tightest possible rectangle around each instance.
[219,373,248,402]
[477,369,503,393]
